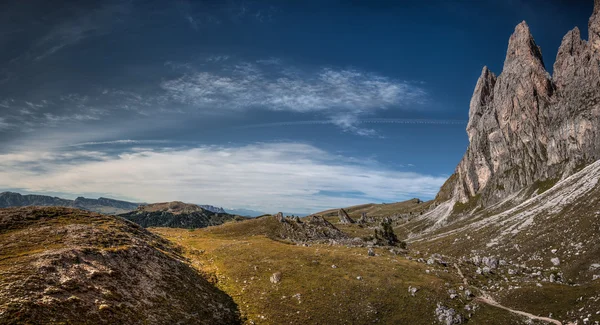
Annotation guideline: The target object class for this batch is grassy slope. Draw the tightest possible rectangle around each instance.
[316,198,432,220]
[153,216,529,325]
[406,178,600,324]
[0,207,240,325]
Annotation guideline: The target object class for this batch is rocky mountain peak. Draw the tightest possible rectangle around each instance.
[590,0,600,51]
[504,21,546,70]
[439,1,600,211]
[466,66,496,142]
[554,27,586,90]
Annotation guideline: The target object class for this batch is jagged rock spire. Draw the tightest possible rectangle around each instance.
[438,0,600,211]
[466,66,496,142]
[590,0,600,51]
[338,209,355,224]
[504,21,546,69]
[554,27,586,90]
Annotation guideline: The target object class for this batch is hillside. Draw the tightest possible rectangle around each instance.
[152,216,535,325]
[119,201,246,229]
[0,192,140,215]
[314,198,431,219]
[0,207,240,324]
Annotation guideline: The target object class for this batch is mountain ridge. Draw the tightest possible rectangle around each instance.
[0,191,140,215]
[435,1,600,213]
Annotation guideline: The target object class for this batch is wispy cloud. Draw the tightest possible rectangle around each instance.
[236,118,467,129]
[0,117,12,130]
[29,2,131,61]
[68,139,171,147]
[161,60,427,135]
[0,143,446,213]
[178,0,277,29]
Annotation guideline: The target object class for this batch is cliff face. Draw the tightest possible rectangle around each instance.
[447,1,600,208]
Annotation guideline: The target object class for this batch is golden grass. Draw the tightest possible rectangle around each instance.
[153,217,493,324]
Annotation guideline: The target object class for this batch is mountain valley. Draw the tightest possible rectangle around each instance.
[3,1,600,324]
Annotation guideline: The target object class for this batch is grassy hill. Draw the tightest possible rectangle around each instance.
[0,207,240,324]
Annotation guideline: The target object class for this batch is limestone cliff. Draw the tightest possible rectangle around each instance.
[446,0,600,209]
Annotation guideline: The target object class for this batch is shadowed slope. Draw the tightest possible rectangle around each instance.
[0,207,241,325]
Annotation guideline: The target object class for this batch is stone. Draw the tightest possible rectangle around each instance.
[275,212,285,222]
[408,286,418,296]
[338,209,355,224]
[482,256,498,269]
[435,304,464,325]
[551,257,561,266]
[270,272,282,284]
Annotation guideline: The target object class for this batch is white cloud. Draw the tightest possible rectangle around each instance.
[162,64,425,113]
[68,139,170,147]
[0,143,446,213]
[161,61,427,135]
[0,117,12,130]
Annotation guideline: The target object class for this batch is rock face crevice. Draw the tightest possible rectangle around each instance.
[446,1,600,209]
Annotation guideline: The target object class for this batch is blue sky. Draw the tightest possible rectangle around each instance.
[0,0,594,214]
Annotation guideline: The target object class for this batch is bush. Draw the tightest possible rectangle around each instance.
[374,219,399,246]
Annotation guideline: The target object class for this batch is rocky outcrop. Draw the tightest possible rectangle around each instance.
[445,1,600,209]
[338,208,355,224]
[198,204,227,214]
[275,215,350,243]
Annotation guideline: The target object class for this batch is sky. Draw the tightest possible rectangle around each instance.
[0,0,594,214]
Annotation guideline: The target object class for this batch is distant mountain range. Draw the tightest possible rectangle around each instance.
[199,205,227,214]
[0,191,263,217]
[223,207,266,217]
[0,191,140,215]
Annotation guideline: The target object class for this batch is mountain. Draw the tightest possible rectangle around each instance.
[224,207,266,217]
[198,204,227,213]
[0,191,140,214]
[118,201,246,229]
[438,1,600,211]
[0,207,240,324]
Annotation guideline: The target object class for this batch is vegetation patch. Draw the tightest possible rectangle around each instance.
[452,194,481,215]
[532,177,559,194]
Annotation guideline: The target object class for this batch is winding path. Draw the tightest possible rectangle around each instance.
[453,264,562,325]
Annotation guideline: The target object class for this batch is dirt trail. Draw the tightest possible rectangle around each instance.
[453,264,562,325]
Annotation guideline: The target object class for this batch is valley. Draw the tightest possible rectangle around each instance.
[2,1,600,324]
